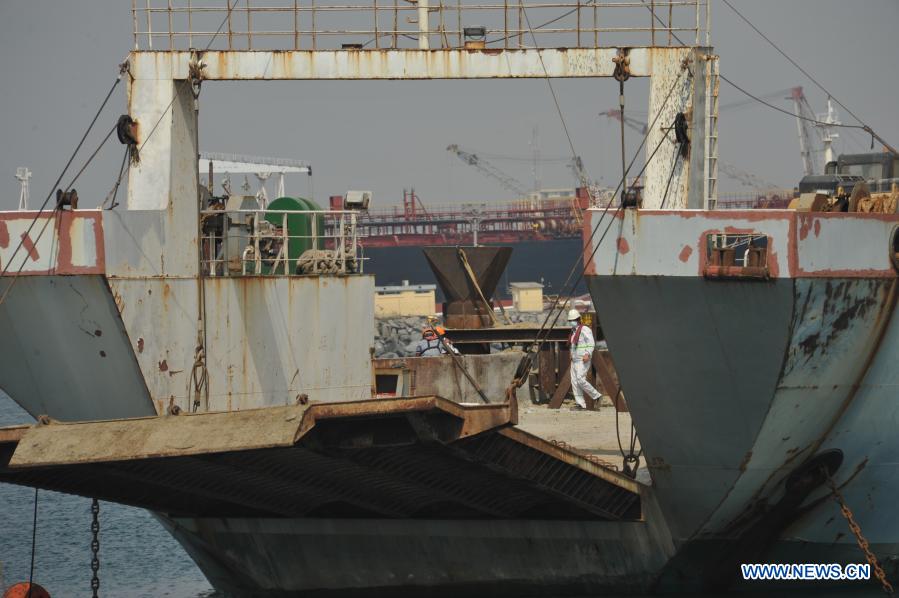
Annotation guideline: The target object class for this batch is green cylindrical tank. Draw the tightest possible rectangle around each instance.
[265,196,324,274]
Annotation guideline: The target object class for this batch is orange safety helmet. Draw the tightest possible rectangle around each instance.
[434,326,447,336]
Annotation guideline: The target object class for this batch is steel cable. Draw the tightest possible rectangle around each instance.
[520,4,593,197]
[508,65,687,395]
[0,123,118,306]
[637,0,884,139]
[0,67,125,283]
[25,488,38,598]
[720,0,870,130]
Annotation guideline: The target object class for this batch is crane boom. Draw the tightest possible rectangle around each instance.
[602,109,648,135]
[717,163,778,190]
[446,144,530,196]
[789,86,823,176]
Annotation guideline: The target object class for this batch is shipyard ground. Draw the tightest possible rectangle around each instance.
[517,401,648,484]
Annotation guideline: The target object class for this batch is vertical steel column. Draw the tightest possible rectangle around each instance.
[667,1,673,46]
[226,0,233,48]
[145,0,153,49]
[132,0,139,49]
[418,0,430,49]
[457,0,462,47]
[246,0,253,49]
[517,0,523,48]
[576,0,581,47]
[374,0,379,48]
[294,0,299,49]
[504,0,508,49]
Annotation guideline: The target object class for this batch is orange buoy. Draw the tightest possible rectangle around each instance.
[3,582,51,598]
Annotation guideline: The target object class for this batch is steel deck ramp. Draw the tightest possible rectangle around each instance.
[0,397,641,520]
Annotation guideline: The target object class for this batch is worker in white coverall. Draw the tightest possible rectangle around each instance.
[567,308,603,410]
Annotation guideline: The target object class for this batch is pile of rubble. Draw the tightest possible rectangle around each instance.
[373,309,559,358]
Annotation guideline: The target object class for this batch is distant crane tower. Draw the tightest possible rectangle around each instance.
[15,167,31,211]
[447,142,597,198]
[789,86,822,176]
[446,144,530,197]
[789,86,840,176]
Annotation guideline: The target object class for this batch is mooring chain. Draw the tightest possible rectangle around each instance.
[824,473,894,594]
[90,498,100,597]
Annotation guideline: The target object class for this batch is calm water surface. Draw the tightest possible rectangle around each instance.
[0,394,216,597]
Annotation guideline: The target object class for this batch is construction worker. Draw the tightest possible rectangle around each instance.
[416,327,444,357]
[567,308,602,410]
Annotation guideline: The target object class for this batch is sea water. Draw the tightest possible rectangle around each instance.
[0,394,216,597]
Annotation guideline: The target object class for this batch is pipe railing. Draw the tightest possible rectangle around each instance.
[132,0,709,50]
[200,208,363,276]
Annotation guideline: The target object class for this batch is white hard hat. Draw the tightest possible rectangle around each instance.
[566,308,581,321]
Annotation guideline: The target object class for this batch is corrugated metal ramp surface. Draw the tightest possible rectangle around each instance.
[0,397,641,521]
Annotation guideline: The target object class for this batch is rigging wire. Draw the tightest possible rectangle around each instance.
[0,65,126,283]
[1,0,241,309]
[26,488,38,598]
[488,0,597,46]
[636,0,888,143]
[520,4,591,195]
[133,0,242,165]
[102,146,131,210]
[720,0,869,129]
[508,67,686,398]
[718,75,865,131]
[0,123,119,306]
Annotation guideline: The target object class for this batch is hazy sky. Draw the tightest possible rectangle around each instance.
[1,0,897,210]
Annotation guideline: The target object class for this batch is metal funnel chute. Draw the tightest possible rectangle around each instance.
[423,246,512,329]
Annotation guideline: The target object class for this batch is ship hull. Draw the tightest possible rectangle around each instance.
[586,274,897,544]
[161,516,899,596]
[581,208,899,589]
[161,514,675,597]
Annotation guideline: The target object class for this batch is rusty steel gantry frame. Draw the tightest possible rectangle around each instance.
[126,0,717,231]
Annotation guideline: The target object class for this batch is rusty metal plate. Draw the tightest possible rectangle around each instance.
[0,397,640,521]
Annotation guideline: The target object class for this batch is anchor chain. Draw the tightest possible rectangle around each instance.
[90,498,100,598]
[825,473,893,595]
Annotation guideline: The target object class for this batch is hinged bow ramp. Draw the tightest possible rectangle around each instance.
[0,397,641,520]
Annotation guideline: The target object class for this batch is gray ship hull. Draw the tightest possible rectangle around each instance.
[161,517,899,596]
[161,514,675,597]
[582,208,899,589]
[587,274,896,543]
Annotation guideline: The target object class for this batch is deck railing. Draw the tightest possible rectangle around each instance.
[200,208,362,276]
[132,0,710,51]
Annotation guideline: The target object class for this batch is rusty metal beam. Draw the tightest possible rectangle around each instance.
[549,364,572,409]
[447,326,569,345]
[593,350,628,412]
[128,47,686,81]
